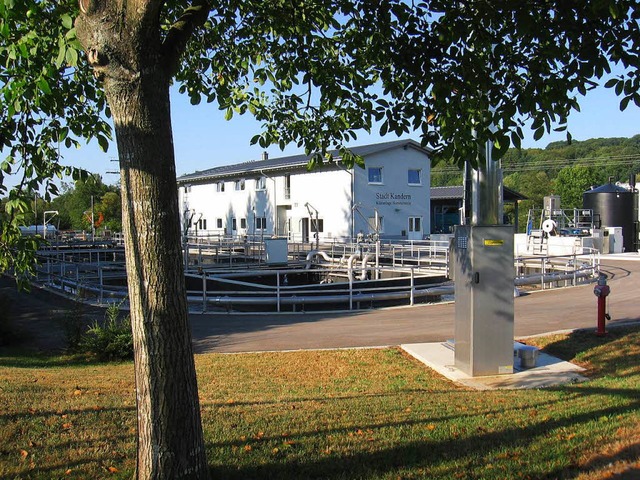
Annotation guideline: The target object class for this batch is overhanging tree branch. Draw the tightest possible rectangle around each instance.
[163,0,213,77]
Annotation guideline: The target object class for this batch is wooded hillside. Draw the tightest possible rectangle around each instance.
[431,134,640,229]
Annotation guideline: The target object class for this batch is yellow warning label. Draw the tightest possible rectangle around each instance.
[484,239,504,246]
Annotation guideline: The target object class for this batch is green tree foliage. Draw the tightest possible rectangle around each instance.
[431,158,463,187]
[0,0,108,277]
[502,134,640,204]
[50,174,120,230]
[435,135,640,231]
[553,165,605,209]
[248,1,640,167]
[504,170,553,232]
[97,191,122,231]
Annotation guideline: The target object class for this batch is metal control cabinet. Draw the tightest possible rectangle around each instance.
[454,225,514,376]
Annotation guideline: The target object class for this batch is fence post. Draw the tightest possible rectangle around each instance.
[410,267,415,306]
[184,238,189,270]
[276,271,281,313]
[98,266,103,304]
[202,271,207,313]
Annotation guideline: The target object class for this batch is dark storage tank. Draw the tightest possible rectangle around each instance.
[583,182,639,253]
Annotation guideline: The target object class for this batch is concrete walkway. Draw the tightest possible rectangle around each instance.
[401,340,588,390]
[190,256,640,354]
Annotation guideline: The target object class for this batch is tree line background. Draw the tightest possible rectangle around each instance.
[2,134,639,236]
[0,174,122,233]
[433,134,640,231]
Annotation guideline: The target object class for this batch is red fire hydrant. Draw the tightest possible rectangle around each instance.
[593,274,610,336]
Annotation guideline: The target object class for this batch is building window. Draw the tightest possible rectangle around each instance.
[198,218,207,230]
[184,185,192,193]
[216,182,225,192]
[310,218,324,232]
[368,216,384,233]
[232,218,237,231]
[408,169,422,185]
[368,167,383,184]
[255,177,267,190]
[255,217,267,230]
[240,218,247,229]
[234,179,245,191]
[284,175,291,199]
[216,218,223,229]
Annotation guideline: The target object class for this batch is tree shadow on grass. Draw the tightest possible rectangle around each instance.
[208,399,639,480]
[530,324,640,378]
[569,440,640,480]
[0,348,128,368]
[208,326,640,479]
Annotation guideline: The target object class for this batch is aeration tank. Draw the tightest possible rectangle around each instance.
[583,182,639,253]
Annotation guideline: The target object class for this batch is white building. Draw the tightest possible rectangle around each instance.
[176,139,432,242]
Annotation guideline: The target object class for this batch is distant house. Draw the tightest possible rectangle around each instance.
[177,139,432,243]
[430,185,527,234]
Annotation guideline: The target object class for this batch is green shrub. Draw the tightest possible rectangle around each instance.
[80,301,133,361]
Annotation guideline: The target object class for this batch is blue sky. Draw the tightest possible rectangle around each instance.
[52,82,640,188]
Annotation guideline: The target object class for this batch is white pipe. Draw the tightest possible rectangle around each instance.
[347,253,359,281]
[305,250,333,269]
[346,253,371,281]
[359,254,372,280]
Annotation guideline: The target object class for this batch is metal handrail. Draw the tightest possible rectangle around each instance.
[29,242,600,312]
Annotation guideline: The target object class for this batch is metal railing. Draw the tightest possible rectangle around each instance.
[30,241,599,313]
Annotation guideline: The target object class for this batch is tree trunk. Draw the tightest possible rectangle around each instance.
[76,3,210,478]
[110,74,209,480]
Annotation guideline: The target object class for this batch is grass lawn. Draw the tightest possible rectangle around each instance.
[0,325,639,479]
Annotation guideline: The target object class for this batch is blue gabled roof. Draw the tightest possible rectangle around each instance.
[177,139,429,184]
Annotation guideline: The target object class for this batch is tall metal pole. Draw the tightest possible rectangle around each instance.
[374,209,380,280]
[471,139,503,226]
[91,195,95,241]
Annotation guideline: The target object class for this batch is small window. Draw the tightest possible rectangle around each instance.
[234,179,245,191]
[255,177,267,190]
[240,218,247,229]
[232,218,237,231]
[184,185,192,193]
[368,167,383,184]
[408,169,421,185]
[368,216,384,233]
[255,217,267,230]
[216,182,225,192]
[284,175,291,199]
[310,218,324,232]
[216,218,223,229]
[198,218,207,230]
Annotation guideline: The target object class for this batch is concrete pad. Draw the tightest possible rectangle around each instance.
[401,341,588,390]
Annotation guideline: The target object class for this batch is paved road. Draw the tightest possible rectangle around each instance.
[189,257,640,353]
[3,256,638,354]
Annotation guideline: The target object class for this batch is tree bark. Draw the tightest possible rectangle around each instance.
[76,2,210,478]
